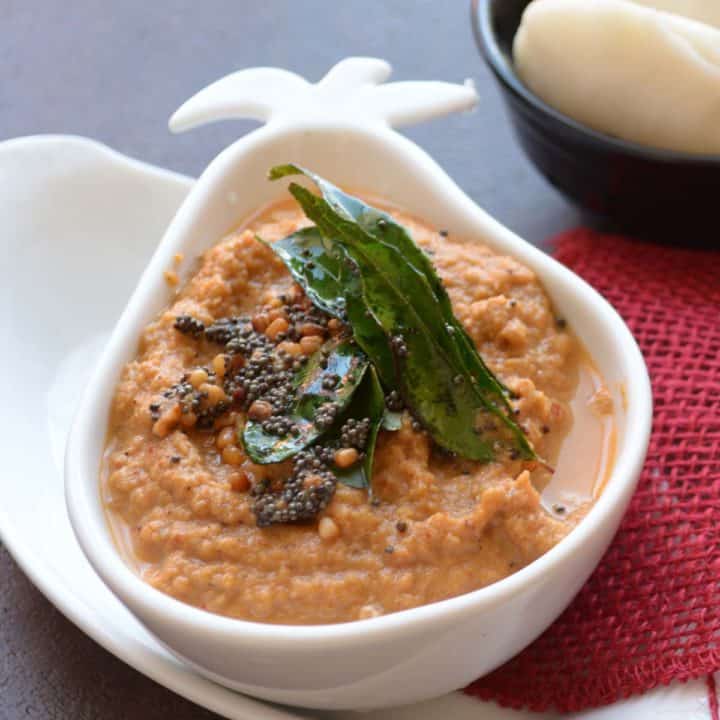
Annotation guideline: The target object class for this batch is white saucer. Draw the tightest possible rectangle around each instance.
[0,134,712,720]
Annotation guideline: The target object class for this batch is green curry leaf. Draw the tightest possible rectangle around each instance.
[270,227,347,319]
[330,366,386,490]
[269,164,535,462]
[267,224,398,389]
[242,337,368,464]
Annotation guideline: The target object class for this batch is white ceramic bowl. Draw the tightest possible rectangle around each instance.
[65,58,652,710]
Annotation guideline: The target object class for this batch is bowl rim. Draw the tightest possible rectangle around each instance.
[65,117,653,648]
[470,0,720,167]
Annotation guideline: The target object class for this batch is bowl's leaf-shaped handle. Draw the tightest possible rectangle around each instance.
[169,67,310,132]
[316,57,392,91]
[347,80,478,128]
[169,56,478,133]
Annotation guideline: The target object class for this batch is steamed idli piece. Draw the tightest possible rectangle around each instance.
[514,0,720,154]
[629,0,720,29]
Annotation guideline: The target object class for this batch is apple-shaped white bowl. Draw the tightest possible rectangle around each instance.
[65,58,652,710]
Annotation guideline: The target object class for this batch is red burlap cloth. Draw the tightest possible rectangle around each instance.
[465,228,720,713]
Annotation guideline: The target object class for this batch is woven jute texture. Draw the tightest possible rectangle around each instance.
[465,229,720,713]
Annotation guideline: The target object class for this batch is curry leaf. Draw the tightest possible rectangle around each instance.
[285,182,498,461]
[269,164,535,461]
[342,268,399,389]
[242,337,368,464]
[271,227,347,319]
[267,223,399,389]
[331,366,386,490]
[271,164,512,409]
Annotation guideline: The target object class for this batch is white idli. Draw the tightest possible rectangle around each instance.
[514,0,720,154]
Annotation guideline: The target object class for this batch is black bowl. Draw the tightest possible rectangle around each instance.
[471,0,720,242]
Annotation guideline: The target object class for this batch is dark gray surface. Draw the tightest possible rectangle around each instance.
[0,2,578,719]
